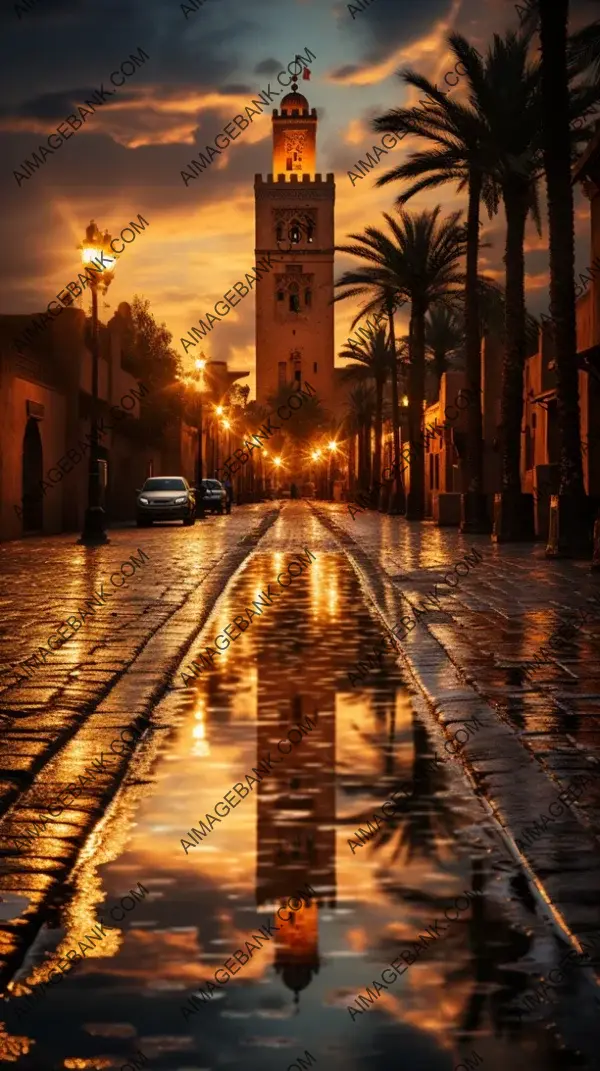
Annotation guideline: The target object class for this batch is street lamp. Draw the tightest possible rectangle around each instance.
[78,220,116,545]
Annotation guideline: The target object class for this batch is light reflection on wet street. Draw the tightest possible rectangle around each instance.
[2,505,600,1070]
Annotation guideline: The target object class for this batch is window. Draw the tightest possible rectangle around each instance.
[289,223,301,244]
[278,361,287,386]
[313,362,317,373]
[295,369,301,384]
[277,290,285,301]
[306,222,314,243]
[305,289,312,307]
[289,286,300,312]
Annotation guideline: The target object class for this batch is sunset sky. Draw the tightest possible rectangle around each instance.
[1,0,597,398]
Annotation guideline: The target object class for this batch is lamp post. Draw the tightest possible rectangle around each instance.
[78,220,117,545]
[194,358,206,490]
[180,356,208,518]
[327,440,338,501]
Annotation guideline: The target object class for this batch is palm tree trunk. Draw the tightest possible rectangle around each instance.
[406,304,426,520]
[366,414,372,488]
[386,296,404,513]
[349,431,357,492]
[460,170,489,532]
[372,378,383,501]
[539,0,587,555]
[358,424,367,490]
[501,188,528,497]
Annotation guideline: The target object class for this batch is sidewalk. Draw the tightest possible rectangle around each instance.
[0,508,280,992]
[317,504,600,984]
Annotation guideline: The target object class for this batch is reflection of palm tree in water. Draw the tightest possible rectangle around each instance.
[343,709,539,1049]
[340,712,456,867]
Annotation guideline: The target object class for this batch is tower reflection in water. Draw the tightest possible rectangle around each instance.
[256,659,336,1007]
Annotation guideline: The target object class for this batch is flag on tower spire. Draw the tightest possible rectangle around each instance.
[302,66,311,80]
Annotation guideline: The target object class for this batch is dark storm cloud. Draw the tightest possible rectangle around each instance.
[1,0,264,108]
[341,0,453,65]
[254,58,284,76]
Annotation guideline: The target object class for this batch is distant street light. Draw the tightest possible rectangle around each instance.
[78,220,116,546]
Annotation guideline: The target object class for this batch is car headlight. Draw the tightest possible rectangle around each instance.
[139,497,149,505]
[174,496,187,504]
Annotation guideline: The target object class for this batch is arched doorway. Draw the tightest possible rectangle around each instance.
[22,418,43,532]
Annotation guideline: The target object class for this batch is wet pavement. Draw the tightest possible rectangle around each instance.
[1,503,600,1069]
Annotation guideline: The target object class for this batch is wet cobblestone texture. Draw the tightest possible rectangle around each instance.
[314,504,600,983]
[2,502,600,1068]
[0,509,279,985]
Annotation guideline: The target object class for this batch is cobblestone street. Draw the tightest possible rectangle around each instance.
[1,503,600,1069]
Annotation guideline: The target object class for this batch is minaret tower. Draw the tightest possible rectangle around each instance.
[254,82,335,411]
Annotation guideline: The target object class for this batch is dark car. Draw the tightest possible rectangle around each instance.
[136,476,195,526]
[199,478,227,514]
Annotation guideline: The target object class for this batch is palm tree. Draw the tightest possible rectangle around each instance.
[334,244,406,514]
[345,383,376,493]
[568,17,600,80]
[373,36,492,532]
[518,0,600,554]
[474,30,544,538]
[539,0,588,554]
[424,305,464,392]
[336,209,467,519]
[339,322,391,497]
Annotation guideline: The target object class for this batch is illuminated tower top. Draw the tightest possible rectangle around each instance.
[272,81,317,178]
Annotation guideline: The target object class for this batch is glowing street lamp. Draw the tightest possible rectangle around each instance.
[273,456,282,468]
[401,394,409,407]
[78,220,117,545]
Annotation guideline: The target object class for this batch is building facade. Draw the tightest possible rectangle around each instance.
[0,303,151,542]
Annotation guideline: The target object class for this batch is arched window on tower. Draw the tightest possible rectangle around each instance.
[304,289,312,307]
[289,284,300,313]
[305,222,314,243]
[289,222,301,245]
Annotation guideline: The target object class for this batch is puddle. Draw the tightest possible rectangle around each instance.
[1,510,598,1069]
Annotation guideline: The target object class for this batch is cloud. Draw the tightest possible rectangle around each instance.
[254,58,284,76]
